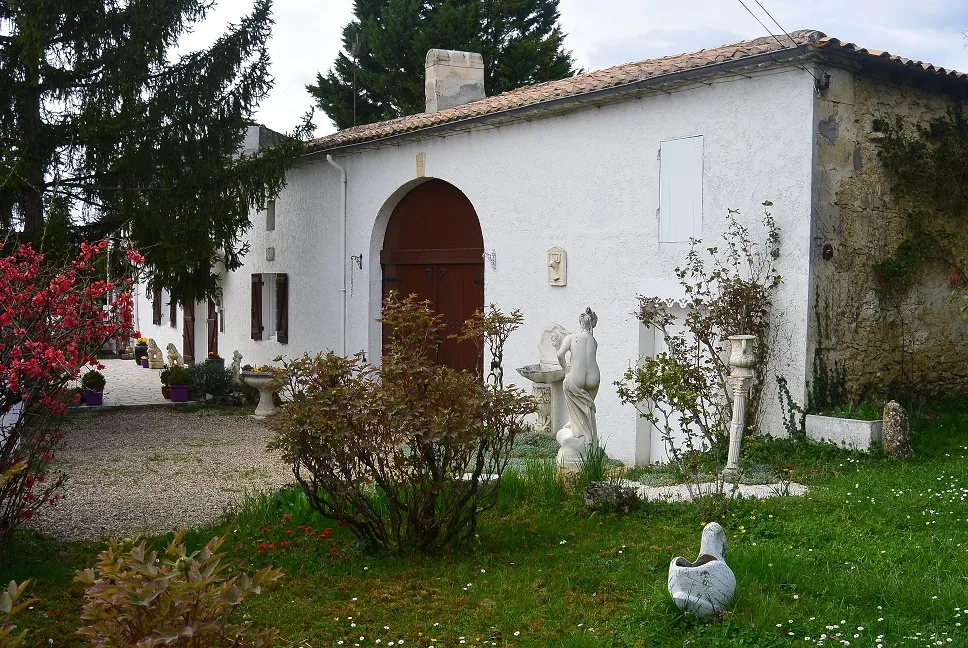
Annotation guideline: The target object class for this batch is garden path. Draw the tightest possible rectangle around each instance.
[26,408,291,540]
[88,358,170,406]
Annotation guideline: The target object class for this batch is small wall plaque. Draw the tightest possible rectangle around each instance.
[266,247,275,262]
[416,152,425,177]
[548,246,566,286]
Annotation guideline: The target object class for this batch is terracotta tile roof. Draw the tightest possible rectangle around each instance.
[814,35,968,80]
[307,29,967,154]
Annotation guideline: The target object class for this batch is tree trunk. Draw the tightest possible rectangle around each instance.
[21,63,45,236]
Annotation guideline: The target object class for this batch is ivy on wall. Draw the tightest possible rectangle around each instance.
[872,107,968,318]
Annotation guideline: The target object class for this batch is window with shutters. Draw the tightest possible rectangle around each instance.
[152,289,162,325]
[251,272,288,343]
[658,135,704,243]
[169,296,177,328]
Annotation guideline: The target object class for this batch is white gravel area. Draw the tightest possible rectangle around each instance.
[27,407,293,541]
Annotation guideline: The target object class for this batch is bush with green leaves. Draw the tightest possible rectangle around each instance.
[269,294,534,553]
[165,366,191,387]
[616,204,782,519]
[80,370,106,391]
[75,529,282,646]
[187,362,231,403]
[0,580,33,648]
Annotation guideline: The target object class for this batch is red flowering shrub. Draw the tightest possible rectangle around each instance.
[0,242,137,537]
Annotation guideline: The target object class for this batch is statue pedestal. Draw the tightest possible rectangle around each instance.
[556,423,589,467]
[532,385,552,434]
[517,364,567,435]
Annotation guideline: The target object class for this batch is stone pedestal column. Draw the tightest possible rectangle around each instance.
[723,335,756,481]
[533,384,552,434]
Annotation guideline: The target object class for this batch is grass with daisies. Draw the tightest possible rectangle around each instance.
[3,399,967,647]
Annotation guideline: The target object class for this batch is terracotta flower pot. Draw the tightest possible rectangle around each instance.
[84,389,104,406]
[169,385,190,402]
[161,386,171,399]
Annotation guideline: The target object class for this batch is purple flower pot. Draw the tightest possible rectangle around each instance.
[141,359,149,368]
[84,389,104,406]
[169,385,190,402]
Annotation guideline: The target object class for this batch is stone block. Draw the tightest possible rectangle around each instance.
[582,482,640,514]
[882,400,912,457]
[805,414,883,451]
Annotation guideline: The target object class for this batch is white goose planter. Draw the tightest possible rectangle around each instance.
[668,522,736,617]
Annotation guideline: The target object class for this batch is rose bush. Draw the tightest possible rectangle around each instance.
[0,241,138,537]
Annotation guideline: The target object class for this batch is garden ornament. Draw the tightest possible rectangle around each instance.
[230,350,243,384]
[555,307,600,466]
[146,339,165,369]
[166,343,185,368]
[668,522,736,617]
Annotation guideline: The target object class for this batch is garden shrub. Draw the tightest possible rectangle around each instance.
[165,366,191,387]
[616,204,782,519]
[187,362,231,403]
[0,579,33,647]
[0,241,137,538]
[75,529,282,646]
[80,370,106,391]
[269,294,534,553]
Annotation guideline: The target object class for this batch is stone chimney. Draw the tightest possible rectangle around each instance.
[425,49,485,113]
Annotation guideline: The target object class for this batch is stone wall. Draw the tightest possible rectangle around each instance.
[808,62,968,403]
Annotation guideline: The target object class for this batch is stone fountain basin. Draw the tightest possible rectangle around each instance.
[516,363,566,384]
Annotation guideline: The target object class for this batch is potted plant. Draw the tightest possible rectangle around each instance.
[140,355,149,368]
[159,366,172,399]
[205,351,225,369]
[167,366,191,402]
[134,337,149,364]
[81,370,106,406]
[805,402,883,452]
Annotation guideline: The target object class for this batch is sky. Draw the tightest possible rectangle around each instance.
[176,0,968,138]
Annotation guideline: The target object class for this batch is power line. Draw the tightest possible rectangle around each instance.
[753,0,800,49]
[734,0,823,84]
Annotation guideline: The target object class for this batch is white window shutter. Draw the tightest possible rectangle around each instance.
[659,136,704,243]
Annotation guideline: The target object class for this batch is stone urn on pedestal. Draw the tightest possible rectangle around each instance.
[723,335,756,481]
[242,369,284,418]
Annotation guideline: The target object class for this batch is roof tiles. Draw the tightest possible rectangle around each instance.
[307,29,967,154]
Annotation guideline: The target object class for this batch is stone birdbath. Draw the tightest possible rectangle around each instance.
[241,368,285,418]
[516,323,571,435]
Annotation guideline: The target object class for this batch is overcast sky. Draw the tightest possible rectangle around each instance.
[177,0,968,138]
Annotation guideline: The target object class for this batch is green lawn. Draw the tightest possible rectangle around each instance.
[3,401,967,647]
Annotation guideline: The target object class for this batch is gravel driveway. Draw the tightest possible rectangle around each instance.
[27,407,293,541]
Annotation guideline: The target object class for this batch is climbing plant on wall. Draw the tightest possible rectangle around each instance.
[872,107,968,320]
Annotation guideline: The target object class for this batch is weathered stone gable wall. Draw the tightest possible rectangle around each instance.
[809,63,968,402]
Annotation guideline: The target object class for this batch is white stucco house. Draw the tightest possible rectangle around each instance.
[136,29,968,465]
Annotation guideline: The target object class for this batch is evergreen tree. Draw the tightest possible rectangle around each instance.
[0,0,307,303]
[309,0,578,130]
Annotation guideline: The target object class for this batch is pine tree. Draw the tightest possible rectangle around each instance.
[0,0,306,303]
[309,0,578,130]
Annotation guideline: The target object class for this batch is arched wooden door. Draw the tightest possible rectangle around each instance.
[381,179,484,373]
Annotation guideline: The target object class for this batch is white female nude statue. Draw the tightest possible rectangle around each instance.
[555,307,600,465]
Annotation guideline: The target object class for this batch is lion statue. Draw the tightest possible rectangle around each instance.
[166,343,185,368]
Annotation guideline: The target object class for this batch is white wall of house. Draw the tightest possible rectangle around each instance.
[134,286,182,354]
[151,64,817,464]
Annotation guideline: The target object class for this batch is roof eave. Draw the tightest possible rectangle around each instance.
[305,43,816,157]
